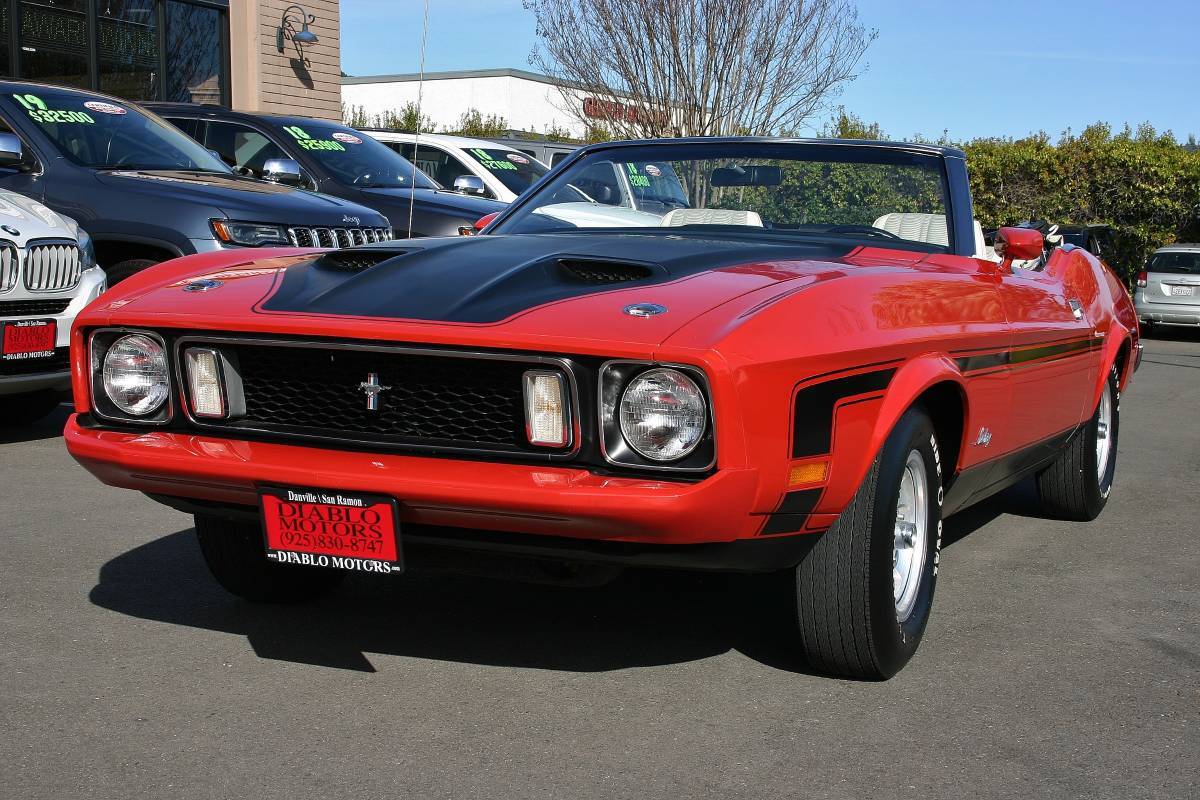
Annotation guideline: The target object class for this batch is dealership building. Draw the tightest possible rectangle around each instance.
[342,68,596,138]
[0,0,343,120]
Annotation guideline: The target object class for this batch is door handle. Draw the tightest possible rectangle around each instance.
[1068,298,1084,321]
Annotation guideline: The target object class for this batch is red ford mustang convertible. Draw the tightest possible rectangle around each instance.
[66,138,1139,678]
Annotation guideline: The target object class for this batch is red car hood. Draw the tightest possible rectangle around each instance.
[89,233,929,355]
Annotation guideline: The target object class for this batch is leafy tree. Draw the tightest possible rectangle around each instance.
[377,102,436,133]
[446,110,510,138]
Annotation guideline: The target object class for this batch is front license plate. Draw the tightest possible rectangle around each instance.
[1,319,56,361]
[260,486,402,574]
[1170,285,1195,297]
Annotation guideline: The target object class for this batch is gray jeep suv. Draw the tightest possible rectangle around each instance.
[0,81,391,283]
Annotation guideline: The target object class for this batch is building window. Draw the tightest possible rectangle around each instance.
[98,0,160,100]
[18,0,90,88]
[165,0,223,104]
[0,1,228,105]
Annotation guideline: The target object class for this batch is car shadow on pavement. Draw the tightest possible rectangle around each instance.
[88,528,817,676]
[0,403,70,445]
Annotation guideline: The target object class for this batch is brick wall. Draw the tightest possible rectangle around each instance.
[230,0,342,121]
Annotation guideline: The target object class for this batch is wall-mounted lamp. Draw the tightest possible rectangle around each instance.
[276,4,319,58]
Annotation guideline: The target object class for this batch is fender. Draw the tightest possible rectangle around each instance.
[820,354,967,512]
[1092,321,1134,409]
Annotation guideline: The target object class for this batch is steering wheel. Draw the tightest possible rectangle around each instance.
[352,173,375,186]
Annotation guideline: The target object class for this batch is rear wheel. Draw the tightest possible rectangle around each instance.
[195,514,345,603]
[0,390,63,427]
[792,406,943,679]
[1036,364,1119,521]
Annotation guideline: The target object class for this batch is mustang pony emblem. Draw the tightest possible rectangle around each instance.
[357,372,391,411]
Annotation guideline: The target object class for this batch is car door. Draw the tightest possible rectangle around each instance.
[994,253,1099,447]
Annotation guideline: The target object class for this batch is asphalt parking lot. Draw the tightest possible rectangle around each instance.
[2,333,1197,800]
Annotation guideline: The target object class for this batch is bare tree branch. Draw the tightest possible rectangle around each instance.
[525,0,875,138]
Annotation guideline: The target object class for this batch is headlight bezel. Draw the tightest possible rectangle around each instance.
[76,226,96,270]
[210,219,291,247]
[598,360,715,473]
[88,328,173,425]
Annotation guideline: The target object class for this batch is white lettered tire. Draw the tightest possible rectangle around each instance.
[792,406,943,679]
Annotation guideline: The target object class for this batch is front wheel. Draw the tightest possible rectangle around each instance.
[1036,364,1120,521]
[104,258,159,286]
[792,406,943,679]
[194,514,345,603]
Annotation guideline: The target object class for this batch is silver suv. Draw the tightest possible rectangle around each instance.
[0,186,105,425]
[1135,244,1200,331]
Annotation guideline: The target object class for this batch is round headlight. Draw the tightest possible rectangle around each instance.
[618,368,707,461]
[102,334,169,416]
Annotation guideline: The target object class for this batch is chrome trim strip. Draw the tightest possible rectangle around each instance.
[172,335,582,459]
[597,359,717,473]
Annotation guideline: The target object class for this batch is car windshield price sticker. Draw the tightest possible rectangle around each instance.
[12,94,95,124]
[625,163,651,187]
[282,125,346,152]
[471,148,519,172]
[260,486,402,574]
[2,319,56,360]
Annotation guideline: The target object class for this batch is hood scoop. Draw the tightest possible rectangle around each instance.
[316,248,411,271]
[556,258,657,285]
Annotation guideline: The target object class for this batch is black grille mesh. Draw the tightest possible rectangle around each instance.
[558,259,653,284]
[222,344,538,451]
[0,299,72,316]
[316,249,408,271]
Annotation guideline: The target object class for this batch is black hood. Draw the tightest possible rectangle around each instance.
[259,232,854,323]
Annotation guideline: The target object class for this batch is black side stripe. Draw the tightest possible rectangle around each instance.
[760,488,822,535]
[792,367,897,458]
[955,337,1099,374]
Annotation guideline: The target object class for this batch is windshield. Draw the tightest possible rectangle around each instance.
[6,89,230,172]
[461,147,548,195]
[494,141,952,251]
[1147,251,1200,274]
[276,121,438,189]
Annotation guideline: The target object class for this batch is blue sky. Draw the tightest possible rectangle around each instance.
[341,0,1200,142]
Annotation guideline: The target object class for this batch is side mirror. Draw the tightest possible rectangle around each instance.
[262,157,303,186]
[453,174,486,196]
[995,226,1044,268]
[459,211,500,235]
[0,132,24,167]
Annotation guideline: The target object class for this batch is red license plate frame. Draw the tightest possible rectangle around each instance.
[259,486,402,574]
[1,319,57,360]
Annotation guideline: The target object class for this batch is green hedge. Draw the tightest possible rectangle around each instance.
[963,124,1200,284]
[829,112,1200,284]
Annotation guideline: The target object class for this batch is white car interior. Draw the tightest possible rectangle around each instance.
[659,208,764,227]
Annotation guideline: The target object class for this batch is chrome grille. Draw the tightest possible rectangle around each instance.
[0,242,16,293]
[286,226,393,248]
[24,241,82,292]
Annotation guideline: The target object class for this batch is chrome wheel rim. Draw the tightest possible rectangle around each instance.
[893,450,929,622]
[1095,382,1113,483]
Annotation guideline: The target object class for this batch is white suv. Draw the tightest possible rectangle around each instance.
[0,188,105,425]
[363,132,550,203]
